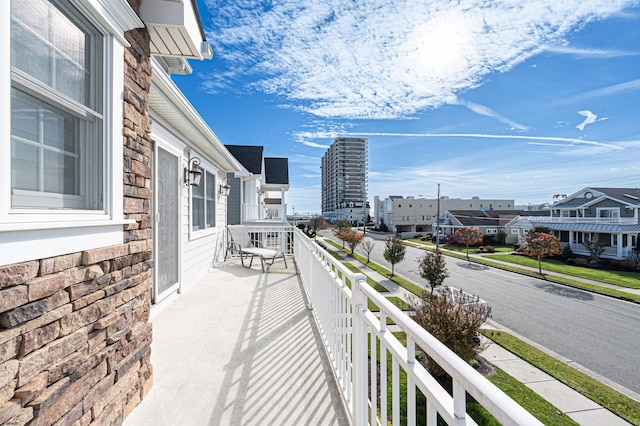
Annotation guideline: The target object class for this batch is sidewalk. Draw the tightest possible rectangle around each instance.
[319,238,634,425]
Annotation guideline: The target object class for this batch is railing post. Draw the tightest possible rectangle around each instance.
[352,273,368,425]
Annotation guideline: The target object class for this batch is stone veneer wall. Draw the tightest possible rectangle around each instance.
[0,20,155,426]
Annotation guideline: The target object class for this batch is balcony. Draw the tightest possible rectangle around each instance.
[242,202,287,223]
[539,216,637,224]
[126,227,540,425]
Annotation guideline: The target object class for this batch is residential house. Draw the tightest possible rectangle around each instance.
[225,145,290,225]
[0,0,244,423]
[509,187,640,260]
[442,210,546,244]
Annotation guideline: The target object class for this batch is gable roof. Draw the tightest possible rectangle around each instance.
[447,210,536,227]
[553,187,640,208]
[264,158,289,185]
[225,145,264,175]
[591,187,640,205]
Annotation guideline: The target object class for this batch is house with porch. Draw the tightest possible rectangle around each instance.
[442,210,548,244]
[509,187,640,260]
[225,145,289,225]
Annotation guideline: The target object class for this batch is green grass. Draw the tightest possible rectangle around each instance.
[486,368,578,425]
[480,329,640,425]
[368,296,412,312]
[324,239,426,296]
[486,254,640,289]
[387,332,568,425]
[343,262,389,292]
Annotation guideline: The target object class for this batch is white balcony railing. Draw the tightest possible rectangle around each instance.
[293,228,541,426]
[242,203,287,222]
[535,216,637,224]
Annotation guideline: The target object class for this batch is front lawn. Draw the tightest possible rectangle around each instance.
[480,329,640,425]
[486,254,640,289]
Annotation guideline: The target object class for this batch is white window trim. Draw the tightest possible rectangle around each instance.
[189,155,221,239]
[0,1,141,265]
[596,207,620,218]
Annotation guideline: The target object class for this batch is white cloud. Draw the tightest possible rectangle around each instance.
[576,110,597,131]
[542,45,639,57]
[452,97,530,130]
[576,110,608,131]
[204,0,636,119]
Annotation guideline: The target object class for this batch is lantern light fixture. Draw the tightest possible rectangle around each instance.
[184,157,202,186]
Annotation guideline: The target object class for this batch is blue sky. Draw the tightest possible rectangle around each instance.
[174,0,640,215]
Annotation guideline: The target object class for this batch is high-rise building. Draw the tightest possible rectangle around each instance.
[321,137,368,223]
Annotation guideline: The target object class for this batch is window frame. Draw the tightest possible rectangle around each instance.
[0,0,142,265]
[189,158,219,237]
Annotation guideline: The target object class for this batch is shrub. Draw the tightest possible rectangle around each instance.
[482,235,496,245]
[411,288,491,377]
[469,359,480,369]
[484,246,495,253]
[561,245,574,260]
[573,257,589,266]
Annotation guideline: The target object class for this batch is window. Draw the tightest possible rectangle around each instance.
[1,0,137,264]
[192,170,216,231]
[597,208,620,219]
[10,0,103,210]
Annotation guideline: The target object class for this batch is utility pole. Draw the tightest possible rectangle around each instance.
[436,183,440,251]
[363,200,366,236]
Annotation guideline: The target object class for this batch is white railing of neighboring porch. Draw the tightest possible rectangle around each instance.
[242,203,287,222]
[293,228,541,426]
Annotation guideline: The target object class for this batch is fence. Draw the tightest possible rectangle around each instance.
[293,228,541,425]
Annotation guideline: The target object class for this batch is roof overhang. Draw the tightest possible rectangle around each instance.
[140,0,213,60]
[262,183,290,192]
[149,59,245,172]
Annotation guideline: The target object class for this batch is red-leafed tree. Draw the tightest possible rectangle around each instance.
[342,230,364,254]
[454,227,484,260]
[522,230,562,274]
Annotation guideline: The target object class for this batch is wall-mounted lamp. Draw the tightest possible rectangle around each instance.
[219,177,231,197]
[184,157,202,186]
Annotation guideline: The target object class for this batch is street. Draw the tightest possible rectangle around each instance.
[321,231,640,396]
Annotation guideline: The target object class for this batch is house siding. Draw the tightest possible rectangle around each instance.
[227,174,242,225]
[0,26,154,425]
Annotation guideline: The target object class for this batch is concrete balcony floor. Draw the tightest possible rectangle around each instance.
[124,259,349,426]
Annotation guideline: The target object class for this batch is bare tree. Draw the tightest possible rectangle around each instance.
[360,238,375,263]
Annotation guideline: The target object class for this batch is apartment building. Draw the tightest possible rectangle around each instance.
[374,195,515,233]
[321,137,368,223]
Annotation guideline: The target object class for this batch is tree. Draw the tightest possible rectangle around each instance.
[411,289,491,377]
[383,235,406,277]
[522,230,562,274]
[417,251,449,295]
[583,233,605,265]
[333,220,351,248]
[343,230,364,254]
[454,227,483,260]
[306,216,329,238]
[360,238,375,263]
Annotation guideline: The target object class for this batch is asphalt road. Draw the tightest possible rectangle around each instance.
[321,231,640,396]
